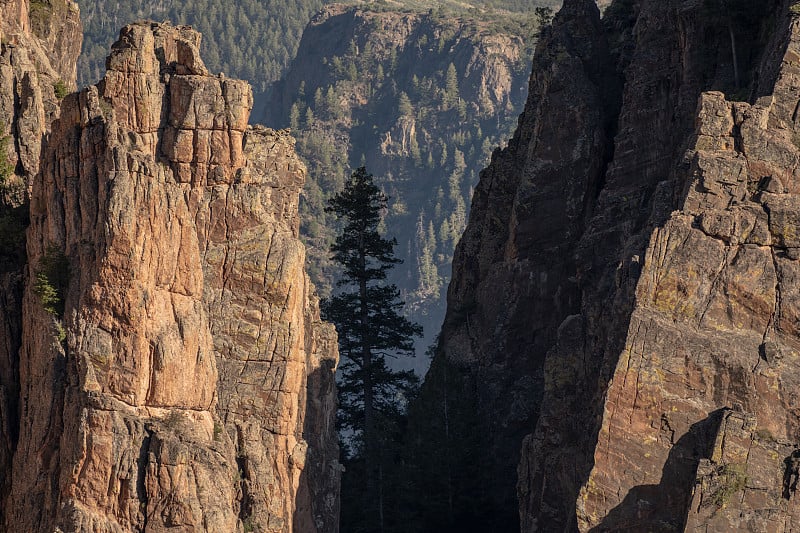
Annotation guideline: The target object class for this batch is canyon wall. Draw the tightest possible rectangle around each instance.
[0,6,339,531]
[414,0,799,531]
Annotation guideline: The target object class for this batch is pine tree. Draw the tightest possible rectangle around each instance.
[323,167,422,532]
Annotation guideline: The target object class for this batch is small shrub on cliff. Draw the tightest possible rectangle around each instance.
[0,135,14,190]
[711,463,748,507]
[32,245,70,316]
[53,79,69,100]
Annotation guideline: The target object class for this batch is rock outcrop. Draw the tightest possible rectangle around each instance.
[0,0,82,526]
[0,18,338,533]
[0,0,82,197]
[413,0,799,531]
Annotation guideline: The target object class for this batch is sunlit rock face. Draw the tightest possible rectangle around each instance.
[0,19,339,533]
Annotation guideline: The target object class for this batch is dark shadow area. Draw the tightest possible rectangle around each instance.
[589,409,726,532]
[698,0,783,102]
[293,359,339,533]
[0,201,27,523]
[782,449,800,500]
[530,0,789,529]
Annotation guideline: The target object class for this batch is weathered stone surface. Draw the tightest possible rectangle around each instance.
[1,21,338,532]
[0,0,81,525]
[578,81,800,532]
[414,0,795,531]
[0,0,82,198]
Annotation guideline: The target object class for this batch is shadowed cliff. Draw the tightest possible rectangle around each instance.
[409,0,792,530]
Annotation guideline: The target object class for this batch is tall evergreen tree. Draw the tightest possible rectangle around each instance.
[323,167,421,532]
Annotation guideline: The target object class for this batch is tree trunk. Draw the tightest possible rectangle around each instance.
[360,234,377,530]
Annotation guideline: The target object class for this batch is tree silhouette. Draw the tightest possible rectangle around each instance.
[323,166,421,532]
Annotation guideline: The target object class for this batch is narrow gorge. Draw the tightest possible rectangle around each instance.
[5,0,800,532]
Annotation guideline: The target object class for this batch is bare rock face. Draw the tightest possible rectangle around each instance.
[0,0,82,197]
[578,44,800,531]
[0,0,81,526]
[414,0,799,530]
[2,21,338,532]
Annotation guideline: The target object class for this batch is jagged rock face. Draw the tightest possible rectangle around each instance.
[3,21,338,532]
[578,21,800,530]
[0,0,82,197]
[417,0,793,530]
[411,1,617,528]
[0,0,81,526]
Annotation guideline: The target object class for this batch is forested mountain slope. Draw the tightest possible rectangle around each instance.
[75,0,562,91]
[270,3,554,364]
[76,0,325,91]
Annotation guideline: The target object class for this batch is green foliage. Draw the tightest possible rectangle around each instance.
[323,167,421,531]
[29,0,66,39]
[75,0,326,90]
[792,3,800,15]
[53,79,69,100]
[0,135,14,190]
[534,6,554,33]
[711,463,748,507]
[283,4,537,356]
[755,428,776,442]
[32,245,70,316]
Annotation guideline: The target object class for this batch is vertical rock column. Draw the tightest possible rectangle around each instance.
[6,22,338,532]
[0,0,82,525]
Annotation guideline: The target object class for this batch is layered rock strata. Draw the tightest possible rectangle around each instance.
[415,0,799,530]
[2,21,338,532]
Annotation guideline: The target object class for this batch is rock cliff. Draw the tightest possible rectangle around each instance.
[0,0,81,197]
[0,0,82,526]
[0,15,338,533]
[413,0,799,531]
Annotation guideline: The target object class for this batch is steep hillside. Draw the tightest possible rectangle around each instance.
[269,3,544,365]
[409,0,788,530]
[0,13,340,532]
[74,0,563,93]
[75,0,325,92]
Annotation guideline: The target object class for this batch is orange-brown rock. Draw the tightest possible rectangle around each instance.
[0,0,81,199]
[2,21,339,532]
[0,0,82,527]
